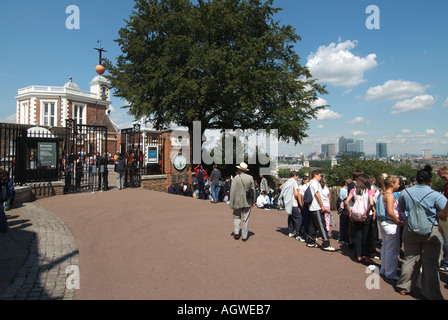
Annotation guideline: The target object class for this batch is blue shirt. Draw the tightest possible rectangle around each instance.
[398,184,447,225]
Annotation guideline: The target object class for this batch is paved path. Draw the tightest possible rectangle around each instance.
[1,187,447,300]
[0,203,78,300]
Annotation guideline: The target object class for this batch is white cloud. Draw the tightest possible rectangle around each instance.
[352,130,367,136]
[317,125,324,129]
[365,80,428,101]
[401,129,411,133]
[426,129,435,135]
[311,97,328,108]
[306,40,378,87]
[316,109,342,121]
[347,117,364,124]
[444,132,448,138]
[391,95,435,114]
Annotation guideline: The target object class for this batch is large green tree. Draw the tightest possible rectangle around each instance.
[105,0,328,155]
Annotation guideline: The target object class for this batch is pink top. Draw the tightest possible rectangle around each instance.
[350,188,374,196]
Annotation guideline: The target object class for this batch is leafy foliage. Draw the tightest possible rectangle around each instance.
[105,0,328,145]
[322,154,395,187]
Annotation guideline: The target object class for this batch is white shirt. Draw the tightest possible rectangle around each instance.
[321,185,330,207]
[256,194,268,208]
[309,179,323,211]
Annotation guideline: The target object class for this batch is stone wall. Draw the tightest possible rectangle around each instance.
[141,175,168,193]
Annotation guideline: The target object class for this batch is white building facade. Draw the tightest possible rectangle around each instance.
[15,76,112,127]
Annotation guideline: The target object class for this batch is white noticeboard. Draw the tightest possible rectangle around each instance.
[146,146,159,165]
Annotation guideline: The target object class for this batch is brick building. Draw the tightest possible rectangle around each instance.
[14,75,119,154]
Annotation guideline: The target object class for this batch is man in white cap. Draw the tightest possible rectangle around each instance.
[229,162,256,241]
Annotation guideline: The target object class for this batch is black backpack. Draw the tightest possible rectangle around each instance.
[197,169,204,181]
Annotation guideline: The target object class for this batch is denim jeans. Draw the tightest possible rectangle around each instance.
[211,185,221,202]
[288,206,303,236]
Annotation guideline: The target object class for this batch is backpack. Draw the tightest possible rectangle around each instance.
[405,189,434,236]
[336,197,346,215]
[303,186,313,207]
[351,190,367,222]
[197,169,204,182]
[375,194,387,222]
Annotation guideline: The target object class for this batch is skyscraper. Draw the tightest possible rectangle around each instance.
[376,143,387,159]
[339,136,354,154]
[321,143,336,159]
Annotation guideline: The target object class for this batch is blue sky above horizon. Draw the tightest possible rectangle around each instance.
[0,0,447,156]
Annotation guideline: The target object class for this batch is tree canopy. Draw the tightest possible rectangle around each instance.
[105,0,328,145]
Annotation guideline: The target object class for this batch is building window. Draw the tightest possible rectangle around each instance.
[20,102,29,124]
[43,102,56,126]
[74,105,85,124]
[101,85,108,100]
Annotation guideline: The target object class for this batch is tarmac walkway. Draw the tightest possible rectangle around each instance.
[1,187,447,300]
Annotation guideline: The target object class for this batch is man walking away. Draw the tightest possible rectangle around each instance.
[210,165,222,203]
[260,174,269,194]
[114,153,126,190]
[229,162,255,242]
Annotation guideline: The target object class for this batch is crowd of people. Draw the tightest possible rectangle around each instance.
[275,165,448,299]
[168,162,448,300]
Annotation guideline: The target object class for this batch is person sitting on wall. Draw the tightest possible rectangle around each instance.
[168,184,176,194]
[183,184,193,197]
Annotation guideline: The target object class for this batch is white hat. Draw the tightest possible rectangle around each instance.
[236,162,249,172]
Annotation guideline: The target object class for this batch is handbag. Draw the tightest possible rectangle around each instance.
[240,176,254,201]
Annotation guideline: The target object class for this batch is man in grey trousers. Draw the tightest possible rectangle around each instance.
[114,153,126,190]
[229,162,255,241]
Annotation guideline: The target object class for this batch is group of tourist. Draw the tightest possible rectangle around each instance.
[167,160,448,299]
[216,161,448,300]
[169,164,232,202]
[273,165,448,300]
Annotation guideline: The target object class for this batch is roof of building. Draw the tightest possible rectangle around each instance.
[92,110,119,133]
[64,77,80,90]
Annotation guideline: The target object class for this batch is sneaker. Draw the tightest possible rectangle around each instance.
[306,243,319,248]
[288,233,295,238]
[295,236,305,242]
[322,246,336,252]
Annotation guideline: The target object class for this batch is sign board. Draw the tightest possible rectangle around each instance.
[37,142,57,167]
[146,146,159,165]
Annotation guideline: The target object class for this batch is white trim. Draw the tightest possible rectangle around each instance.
[30,98,37,125]
[16,101,20,124]
[61,98,69,125]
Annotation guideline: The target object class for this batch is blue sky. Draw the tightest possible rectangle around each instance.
[0,0,447,156]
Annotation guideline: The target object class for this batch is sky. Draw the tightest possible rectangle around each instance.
[0,0,447,156]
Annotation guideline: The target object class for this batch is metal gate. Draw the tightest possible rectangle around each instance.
[64,119,108,194]
[0,123,65,186]
[120,124,142,188]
